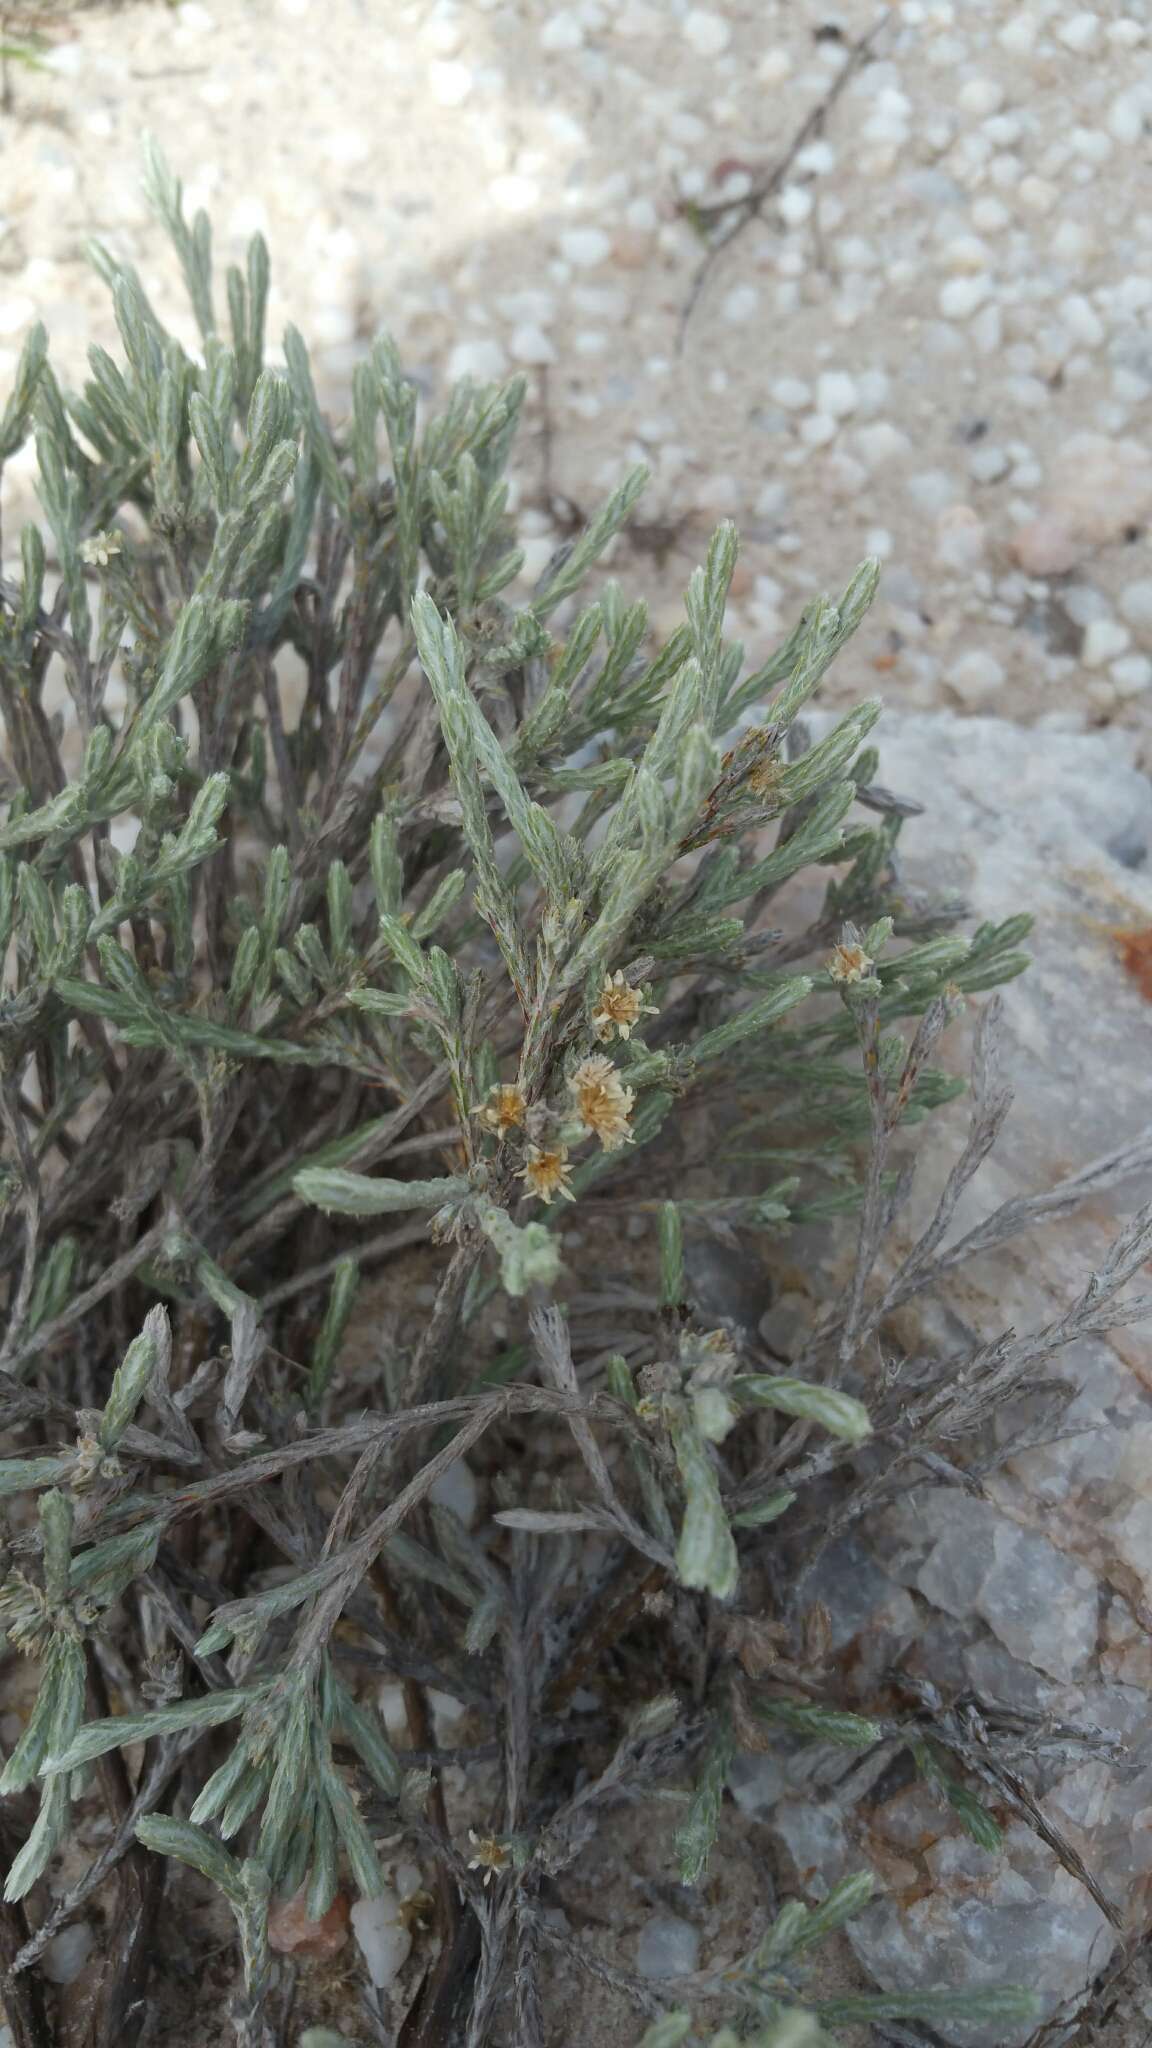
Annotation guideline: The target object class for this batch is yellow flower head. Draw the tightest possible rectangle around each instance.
[591,969,658,1044]
[467,1830,510,1885]
[569,1054,635,1152]
[516,1143,575,1205]
[827,942,872,986]
[473,1083,527,1135]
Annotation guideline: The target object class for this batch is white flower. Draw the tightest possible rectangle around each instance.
[80,530,122,569]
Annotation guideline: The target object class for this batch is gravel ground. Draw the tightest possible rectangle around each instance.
[2,0,1152,743]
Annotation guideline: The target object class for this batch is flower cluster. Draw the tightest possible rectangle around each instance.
[472,975,657,1205]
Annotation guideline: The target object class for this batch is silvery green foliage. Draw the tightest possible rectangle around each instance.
[633,1871,1041,2042]
[0,145,1143,2045]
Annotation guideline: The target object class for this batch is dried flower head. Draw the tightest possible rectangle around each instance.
[568,1054,635,1152]
[516,1143,575,1205]
[591,969,658,1044]
[746,755,783,799]
[467,1829,510,1885]
[0,1570,54,1657]
[473,1083,527,1135]
[79,529,122,568]
[827,942,872,985]
[71,1431,122,1491]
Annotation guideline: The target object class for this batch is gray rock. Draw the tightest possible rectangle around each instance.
[635,1913,700,1979]
[748,714,1152,2045]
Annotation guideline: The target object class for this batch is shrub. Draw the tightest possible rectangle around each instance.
[0,144,1144,2046]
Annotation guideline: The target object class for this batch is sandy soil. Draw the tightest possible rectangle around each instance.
[2,0,1151,742]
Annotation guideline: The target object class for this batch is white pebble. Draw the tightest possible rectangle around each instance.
[958,77,1004,116]
[816,371,859,419]
[1019,176,1059,213]
[935,505,986,570]
[1112,653,1152,694]
[43,1924,93,1986]
[351,1890,412,1989]
[771,376,811,412]
[722,284,760,324]
[559,226,611,268]
[429,1457,480,1525]
[777,185,813,227]
[758,47,792,83]
[540,9,583,50]
[1108,18,1145,46]
[969,444,1011,484]
[1082,618,1131,668]
[939,273,992,319]
[1060,293,1104,347]
[907,469,959,513]
[1109,94,1147,145]
[856,420,911,467]
[509,323,555,366]
[636,1914,700,1979]
[972,196,1010,233]
[946,650,1005,702]
[999,12,1039,52]
[490,174,539,213]
[1119,580,1152,631]
[429,60,473,106]
[866,526,894,558]
[683,8,730,55]
[1058,11,1101,52]
[800,413,838,448]
[447,337,507,382]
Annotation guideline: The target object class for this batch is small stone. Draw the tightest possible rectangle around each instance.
[800,412,837,448]
[446,337,507,383]
[1057,10,1101,51]
[999,12,1039,54]
[1111,653,1152,695]
[351,1889,413,1988]
[269,1889,350,1960]
[429,1456,479,1525]
[972,195,1011,232]
[907,469,959,514]
[559,226,611,268]
[945,650,1006,702]
[611,227,654,269]
[1009,518,1080,576]
[777,185,813,227]
[958,76,1004,116]
[816,370,859,418]
[856,420,911,467]
[540,9,583,51]
[509,323,555,366]
[636,1913,700,1978]
[771,376,811,411]
[490,173,538,213]
[935,505,986,570]
[758,46,792,82]
[1119,580,1152,631]
[969,444,1011,484]
[722,284,760,324]
[1082,618,1131,668]
[428,59,473,106]
[1108,92,1147,145]
[938,273,992,319]
[1019,175,1060,213]
[42,1923,94,1986]
[682,8,730,55]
